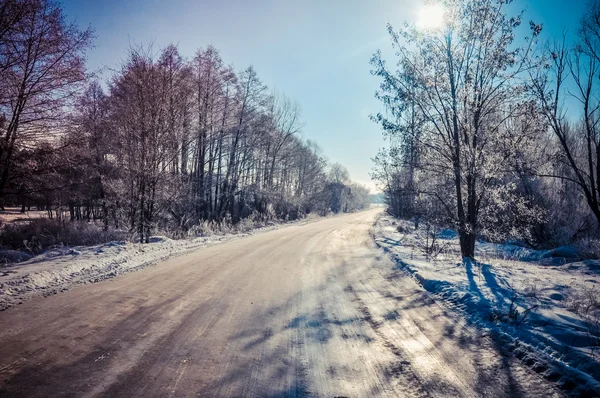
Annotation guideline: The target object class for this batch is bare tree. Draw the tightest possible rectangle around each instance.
[328,163,350,185]
[530,3,600,226]
[0,0,93,201]
[265,92,303,191]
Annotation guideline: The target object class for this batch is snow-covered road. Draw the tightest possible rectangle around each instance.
[0,208,562,397]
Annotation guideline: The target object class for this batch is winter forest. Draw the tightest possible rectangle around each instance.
[3,0,600,395]
[371,0,600,259]
[0,0,370,250]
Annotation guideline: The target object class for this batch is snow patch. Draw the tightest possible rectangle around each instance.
[373,213,600,396]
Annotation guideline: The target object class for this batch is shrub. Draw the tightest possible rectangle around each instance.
[184,212,277,238]
[566,284,600,357]
[0,218,125,256]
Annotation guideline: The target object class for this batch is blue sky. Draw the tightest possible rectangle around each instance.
[61,0,587,192]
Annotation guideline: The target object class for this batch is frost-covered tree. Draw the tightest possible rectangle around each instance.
[371,62,424,220]
[371,0,544,258]
[328,163,350,185]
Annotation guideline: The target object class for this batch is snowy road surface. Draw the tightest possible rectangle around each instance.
[0,209,562,397]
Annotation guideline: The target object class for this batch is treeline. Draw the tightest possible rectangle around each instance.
[0,0,369,244]
[372,0,600,258]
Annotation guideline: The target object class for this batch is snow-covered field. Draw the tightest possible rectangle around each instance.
[0,219,316,311]
[373,212,600,395]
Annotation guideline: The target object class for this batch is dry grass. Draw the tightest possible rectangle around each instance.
[0,218,124,255]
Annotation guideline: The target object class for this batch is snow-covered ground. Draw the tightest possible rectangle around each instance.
[373,212,600,395]
[0,218,318,311]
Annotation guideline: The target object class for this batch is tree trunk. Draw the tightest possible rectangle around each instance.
[459,231,476,259]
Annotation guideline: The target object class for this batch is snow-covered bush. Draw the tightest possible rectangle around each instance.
[0,218,124,257]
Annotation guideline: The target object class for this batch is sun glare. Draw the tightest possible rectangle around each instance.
[417,4,445,30]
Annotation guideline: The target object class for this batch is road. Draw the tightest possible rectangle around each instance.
[0,209,561,397]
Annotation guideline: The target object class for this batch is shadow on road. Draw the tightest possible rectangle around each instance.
[0,255,569,397]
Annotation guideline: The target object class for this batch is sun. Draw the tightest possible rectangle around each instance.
[417,4,446,30]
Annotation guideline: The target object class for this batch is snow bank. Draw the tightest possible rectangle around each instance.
[373,213,600,396]
[0,218,310,311]
[0,250,33,264]
[0,235,229,310]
